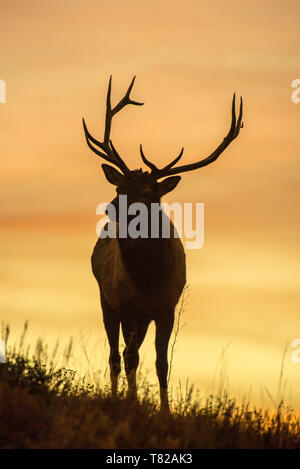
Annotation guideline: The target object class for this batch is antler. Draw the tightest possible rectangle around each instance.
[140,93,243,179]
[83,76,144,174]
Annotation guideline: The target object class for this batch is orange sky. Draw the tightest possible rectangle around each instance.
[1,0,300,410]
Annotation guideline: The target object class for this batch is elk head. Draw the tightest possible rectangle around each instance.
[83,76,243,221]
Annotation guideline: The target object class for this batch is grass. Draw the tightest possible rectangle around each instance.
[1,322,300,449]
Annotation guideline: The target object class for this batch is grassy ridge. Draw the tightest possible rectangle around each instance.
[1,342,300,449]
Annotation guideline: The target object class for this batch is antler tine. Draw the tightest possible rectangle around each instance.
[159,147,184,173]
[109,139,129,168]
[139,144,159,173]
[234,96,243,138]
[83,76,144,173]
[83,118,116,164]
[153,94,243,179]
[112,76,144,115]
[103,75,113,144]
[140,145,184,177]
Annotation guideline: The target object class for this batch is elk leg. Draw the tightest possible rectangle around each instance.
[155,310,175,412]
[121,319,140,398]
[121,317,150,398]
[137,317,151,348]
[100,292,121,398]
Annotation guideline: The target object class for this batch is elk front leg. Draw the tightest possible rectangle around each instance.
[121,319,140,399]
[100,292,121,398]
[155,310,174,412]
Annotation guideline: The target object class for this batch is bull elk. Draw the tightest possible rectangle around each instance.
[83,77,243,411]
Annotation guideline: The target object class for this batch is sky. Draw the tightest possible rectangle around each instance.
[0,0,300,409]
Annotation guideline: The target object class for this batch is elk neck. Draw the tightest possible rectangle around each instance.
[117,210,176,292]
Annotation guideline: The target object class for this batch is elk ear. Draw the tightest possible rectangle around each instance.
[102,164,124,186]
[158,176,181,197]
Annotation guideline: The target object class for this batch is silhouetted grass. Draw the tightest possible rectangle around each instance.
[1,323,300,449]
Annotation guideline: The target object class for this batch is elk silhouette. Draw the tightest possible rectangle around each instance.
[83,77,243,411]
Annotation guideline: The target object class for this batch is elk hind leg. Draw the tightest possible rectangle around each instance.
[155,310,174,412]
[121,318,141,399]
[100,292,121,398]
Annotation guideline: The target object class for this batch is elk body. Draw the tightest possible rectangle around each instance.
[83,77,243,410]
